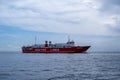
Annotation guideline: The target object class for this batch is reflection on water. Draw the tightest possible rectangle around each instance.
[0,52,120,80]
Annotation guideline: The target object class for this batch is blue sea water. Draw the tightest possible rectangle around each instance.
[0,52,120,80]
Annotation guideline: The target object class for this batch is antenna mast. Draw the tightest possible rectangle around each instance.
[68,35,70,42]
[35,36,37,45]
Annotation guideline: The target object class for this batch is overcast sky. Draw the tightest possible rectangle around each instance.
[0,0,120,51]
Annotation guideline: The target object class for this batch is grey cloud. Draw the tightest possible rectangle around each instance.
[106,17,120,35]
[98,0,120,35]
[1,0,120,36]
[107,26,120,35]
[99,0,120,14]
[103,0,120,6]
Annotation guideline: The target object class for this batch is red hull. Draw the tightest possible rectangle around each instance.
[22,46,90,53]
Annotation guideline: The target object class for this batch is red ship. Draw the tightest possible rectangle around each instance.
[22,39,90,53]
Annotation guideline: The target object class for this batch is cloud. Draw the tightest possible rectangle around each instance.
[105,16,120,34]
[0,0,120,36]
[99,0,120,14]
[97,0,120,36]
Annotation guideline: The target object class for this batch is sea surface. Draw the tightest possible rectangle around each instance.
[0,52,120,80]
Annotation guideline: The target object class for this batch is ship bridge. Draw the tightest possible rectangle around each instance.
[48,40,75,48]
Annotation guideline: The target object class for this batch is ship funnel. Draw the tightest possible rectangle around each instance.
[45,41,48,47]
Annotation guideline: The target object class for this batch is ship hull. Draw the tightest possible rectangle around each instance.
[22,46,90,53]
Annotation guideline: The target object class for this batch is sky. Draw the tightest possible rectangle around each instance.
[0,0,120,52]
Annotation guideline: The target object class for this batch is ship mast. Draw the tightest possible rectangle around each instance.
[68,35,70,42]
[35,36,37,45]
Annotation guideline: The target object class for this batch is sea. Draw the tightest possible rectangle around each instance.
[0,52,120,80]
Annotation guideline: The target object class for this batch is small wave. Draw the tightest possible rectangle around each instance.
[47,73,97,80]
[42,69,53,72]
[0,73,11,76]
[18,69,30,72]
[47,74,75,80]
